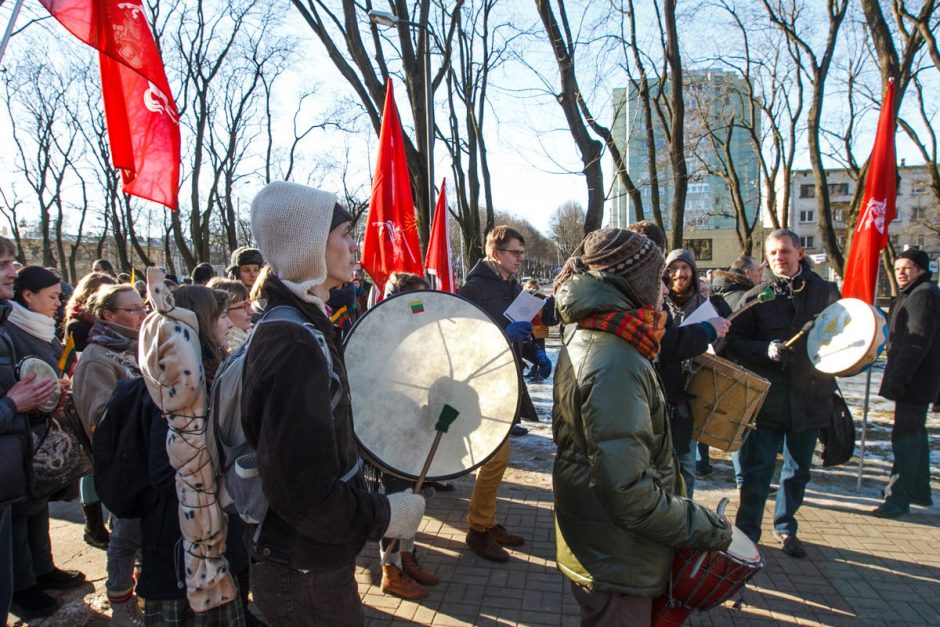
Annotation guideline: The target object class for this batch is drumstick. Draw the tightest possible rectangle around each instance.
[784,319,817,348]
[727,287,776,323]
[689,497,730,578]
[385,404,460,555]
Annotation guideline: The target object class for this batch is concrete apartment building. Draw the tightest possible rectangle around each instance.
[608,69,762,271]
[787,164,939,281]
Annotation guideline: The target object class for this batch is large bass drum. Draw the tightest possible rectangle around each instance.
[806,298,887,377]
[344,290,519,481]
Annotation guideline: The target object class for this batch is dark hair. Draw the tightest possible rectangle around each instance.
[191,262,216,285]
[13,266,60,307]
[485,225,526,257]
[766,229,801,249]
[117,273,131,284]
[731,255,758,271]
[92,259,116,277]
[626,220,667,251]
[387,272,429,295]
[88,284,139,319]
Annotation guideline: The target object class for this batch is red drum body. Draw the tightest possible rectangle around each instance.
[652,526,763,626]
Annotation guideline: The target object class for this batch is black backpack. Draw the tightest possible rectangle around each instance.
[817,385,855,467]
[93,377,160,518]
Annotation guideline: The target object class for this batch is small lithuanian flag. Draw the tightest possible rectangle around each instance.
[57,333,77,376]
[409,300,424,314]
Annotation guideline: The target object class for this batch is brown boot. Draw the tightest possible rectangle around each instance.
[401,551,439,586]
[487,523,524,547]
[380,564,428,600]
[466,528,509,562]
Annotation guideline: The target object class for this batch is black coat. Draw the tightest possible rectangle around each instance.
[242,276,390,571]
[725,260,840,433]
[879,274,940,404]
[458,261,538,421]
[710,269,753,318]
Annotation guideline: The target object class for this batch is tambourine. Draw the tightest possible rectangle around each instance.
[16,357,62,415]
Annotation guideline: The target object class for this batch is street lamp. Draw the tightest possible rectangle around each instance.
[368,10,435,244]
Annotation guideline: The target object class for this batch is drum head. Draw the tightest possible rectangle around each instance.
[16,357,61,414]
[807,298,885,375]
[345,291,519,481]
[727,525,761,565]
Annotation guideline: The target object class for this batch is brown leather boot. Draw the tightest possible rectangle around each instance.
[380,564,428,600]
[401,551,439,586]
[466,528,509,562]
[487,523,524,547]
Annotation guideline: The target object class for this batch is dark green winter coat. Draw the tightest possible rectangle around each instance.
[552,272,731,597]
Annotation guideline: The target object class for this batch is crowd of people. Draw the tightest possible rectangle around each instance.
[0,180,935,627]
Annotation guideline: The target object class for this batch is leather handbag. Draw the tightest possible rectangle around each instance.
[29,399,93,500]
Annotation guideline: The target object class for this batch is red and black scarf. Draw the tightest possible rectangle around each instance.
[577,306,667,360]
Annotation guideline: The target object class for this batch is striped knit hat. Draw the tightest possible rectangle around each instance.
[554,228,665,306]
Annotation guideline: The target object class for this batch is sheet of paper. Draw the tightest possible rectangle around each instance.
[503,290,545,323]
[679,299,719,327]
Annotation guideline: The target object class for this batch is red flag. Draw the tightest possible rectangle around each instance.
[841,81,897,303]
[361,79,424,294]
[424,179,455,294]
[40,1,181,210]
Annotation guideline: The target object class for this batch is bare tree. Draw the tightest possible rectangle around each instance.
[549,200,585,258]
[763,0,850,275]
[0,187,26,262]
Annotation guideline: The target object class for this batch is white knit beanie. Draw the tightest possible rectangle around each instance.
[250,181,336,306]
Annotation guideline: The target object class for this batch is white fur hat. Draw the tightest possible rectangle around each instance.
[250,181,337,304]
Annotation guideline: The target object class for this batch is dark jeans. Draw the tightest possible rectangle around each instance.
[570,581,652,626]
[251,561,362,627]
[735,425,818,542]
[886,402,932,507]
[1,505,12,624]
[11,500,53,592]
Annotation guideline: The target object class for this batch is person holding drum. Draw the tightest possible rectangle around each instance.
[5,266,87,619]
[724,229,839,558]
[873,249,940,518]
[552,228,732,625]
[243,182,426,626]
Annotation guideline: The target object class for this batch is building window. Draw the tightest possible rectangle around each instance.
[799,208,815,223]
[799,184,815,198]
[683,238,713,261]
[800,235,815,249]
[911,206,925,221]
[833,209,845,224]
[912,182,928,195]
[828,182,849,196]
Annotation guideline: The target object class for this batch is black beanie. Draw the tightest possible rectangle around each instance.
[897,249,930,272]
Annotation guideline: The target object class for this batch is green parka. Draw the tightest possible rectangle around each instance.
[552,272,732,597]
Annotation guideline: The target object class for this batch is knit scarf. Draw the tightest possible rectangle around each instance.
[88,320,137,352]
[8,301,57,343]
[577,306,667,360]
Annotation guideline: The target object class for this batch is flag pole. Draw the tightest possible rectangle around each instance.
[856,261,881,492]
[0,0,25,66]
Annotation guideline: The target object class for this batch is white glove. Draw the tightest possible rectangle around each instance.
[385,489,426,539]
[767,340,788,362]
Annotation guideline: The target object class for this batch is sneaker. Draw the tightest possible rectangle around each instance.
[465,528,509,563]
[110,596,145,626]
[11,586,59,619]
[510,424,528,437]
[487,523,524,547]
[36,567,86,590]
[871,500,910,519]
[401,551,439,586]
[772,531,806,558]
[380,564,428,600]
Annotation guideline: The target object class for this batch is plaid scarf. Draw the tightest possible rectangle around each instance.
[577,306,667,360]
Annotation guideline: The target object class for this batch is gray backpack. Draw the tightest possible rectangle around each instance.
[207,305,349,537]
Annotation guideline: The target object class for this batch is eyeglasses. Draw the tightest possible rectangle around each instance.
[113,306,147,315]
[497,248,526,259]
[227,302,252,313]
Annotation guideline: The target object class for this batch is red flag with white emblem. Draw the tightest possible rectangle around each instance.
[361,78,424,295]
[39,0,181,210]
[841,81,896,302]
[425,179,455,293]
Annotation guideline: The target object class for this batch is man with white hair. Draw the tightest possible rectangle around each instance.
[241,182,425,625]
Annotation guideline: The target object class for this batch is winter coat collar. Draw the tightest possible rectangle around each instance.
[711,269,752,293]
[900,272,932,295]
[555,272,642,324]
